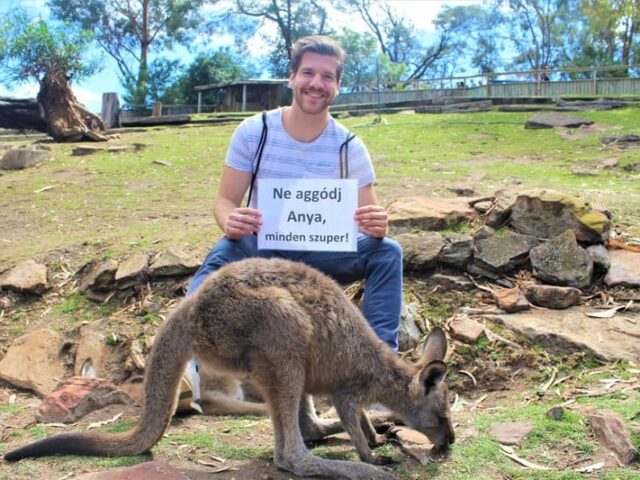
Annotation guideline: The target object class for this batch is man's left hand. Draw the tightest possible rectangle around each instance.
[354,205,388,238]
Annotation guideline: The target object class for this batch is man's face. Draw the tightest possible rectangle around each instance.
[289,52,340,115]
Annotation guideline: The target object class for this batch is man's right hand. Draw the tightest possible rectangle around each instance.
[224,207,262,240]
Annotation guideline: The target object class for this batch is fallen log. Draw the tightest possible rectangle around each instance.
[121,114,191,127]
[0,97,48,133]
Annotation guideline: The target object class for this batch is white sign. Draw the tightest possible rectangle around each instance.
[257,179,358,252]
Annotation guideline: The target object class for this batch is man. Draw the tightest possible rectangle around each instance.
[180,35,402,412]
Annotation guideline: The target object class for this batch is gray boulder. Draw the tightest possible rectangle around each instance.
[485,189,518,228]
[395,233,445,272]
[387,196,476,233]
[529,230,593,288]
[0,259,49,295]
[149,246,200,278]
[604,250,640,287]
[439,233,474,268]
[510,190,610,243]
[1,148,50,170]
[473,233,540,274]
[525,113,593,129]
[524,284,582,309]
[398,302,422,352]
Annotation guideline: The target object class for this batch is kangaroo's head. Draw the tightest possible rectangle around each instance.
[406,326,455,451]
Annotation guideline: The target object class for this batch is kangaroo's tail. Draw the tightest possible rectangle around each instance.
[4,296,196,461]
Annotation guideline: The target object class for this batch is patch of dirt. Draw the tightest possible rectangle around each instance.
[556,123,613,140]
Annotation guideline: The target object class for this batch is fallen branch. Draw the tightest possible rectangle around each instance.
[484,327,524,350]
[499,445,552,470]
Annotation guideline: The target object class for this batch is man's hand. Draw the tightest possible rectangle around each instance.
[224,207,262,240]
[354,205,388,238]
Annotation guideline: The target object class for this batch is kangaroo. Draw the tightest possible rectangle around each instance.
[5,258,454,480]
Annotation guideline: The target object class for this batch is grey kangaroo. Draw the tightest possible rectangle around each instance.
[5,258,454,480]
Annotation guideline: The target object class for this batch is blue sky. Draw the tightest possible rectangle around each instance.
[0,0,479,113]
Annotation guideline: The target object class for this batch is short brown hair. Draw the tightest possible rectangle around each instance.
[290,35,346,81]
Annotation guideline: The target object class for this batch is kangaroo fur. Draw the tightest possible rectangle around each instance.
[5,258,454,480]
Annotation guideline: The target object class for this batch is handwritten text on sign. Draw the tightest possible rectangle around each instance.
[257,179,358,251]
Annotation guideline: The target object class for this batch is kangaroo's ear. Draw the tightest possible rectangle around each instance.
[418,360,447,396]
[418,327,448,368]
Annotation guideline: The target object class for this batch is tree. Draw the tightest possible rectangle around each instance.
[0,9,106,141]
[48,0,211,105]
[334,29,378,90]
[162,50,254,104]
[147,58,183,103]
[337,0,450,84]
[576,0,639,75]
[434,4,506,75]
[235,0,332,76]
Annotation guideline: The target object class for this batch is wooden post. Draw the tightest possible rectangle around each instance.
[242,84,247,112]
[101,92,120,129]
[152,101,162,116]
[592,69,597,95]
[197,91,202,114]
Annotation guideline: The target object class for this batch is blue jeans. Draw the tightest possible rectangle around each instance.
[187,235,403,350]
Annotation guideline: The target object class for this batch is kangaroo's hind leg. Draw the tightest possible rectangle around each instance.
[299,394,344,442]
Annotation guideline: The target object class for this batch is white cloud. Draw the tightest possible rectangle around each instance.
[0,82,39,99]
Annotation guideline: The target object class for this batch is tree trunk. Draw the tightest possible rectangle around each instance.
[37,75,107,142]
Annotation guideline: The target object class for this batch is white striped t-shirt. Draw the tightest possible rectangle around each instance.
[225,108,376,208]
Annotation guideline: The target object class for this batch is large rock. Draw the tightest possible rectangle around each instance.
[0,260,49,295]
[485,189,518,228]
[75,324,132,384]
[115,254,149,289]
[524,284,582,309]
[398,302,422,352]
[395,233,445,272]
[148,246,200,278]
[473,233,540,274]
[1,148,50,170]
[388,196,476,233]
[36,376,134,424]
[439,233,474,268]
[78,259,118,292]
[525,113,593,129]
[76,461,189,480]
[489,422,533,445]
[493,288,529,313]
[449,316,484,343]
[604,250,640,287]
[588,410,638,465]
[487,307,640,361]
[510,190,610,243]
[529,230,593,288]
[0,329,69,396]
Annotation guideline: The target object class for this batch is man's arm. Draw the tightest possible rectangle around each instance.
[214,166,262,240]
[355,183,388,238]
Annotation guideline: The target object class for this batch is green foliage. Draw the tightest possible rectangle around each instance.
[0,9,99,86]
[48,0,211,104]
[335,28,378,89]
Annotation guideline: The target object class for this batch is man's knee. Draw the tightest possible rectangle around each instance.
[360,236,402,267]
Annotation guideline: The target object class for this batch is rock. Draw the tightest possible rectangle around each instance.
[447,186,475,196]
[75,324,132,384]
[586,244,611,271]
[493,288,529,313]
[0,260,49,295]
[601,134,640,146]
[387,196,476,233]
[398,302,422,352]
[1,148,50,170]
[473,225,495,240]
[489,422,533,445]
[473,233,540,274]
[76,461,189,480]
[148,246,200,278]
[525,113,593,129]
[546,406,564,420]
[36,376,133,423]
[430,273,475,291]
[524,284,581,309]
[71,145,128,156]
[395,233,445,272]
[601,158,620,169]
[529,230,593,288]
[485,189,518,228]
[487,307,640,361]
[78,260,118,292]
[472,200,492,213]
[115,254,149,289]
[588,410,639,465]
[604,250,640,287]
[84,289,113,303]
[0,329,69,396]
[510,190,610,243]
[439,233,474,268]
[449,316,484,343]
